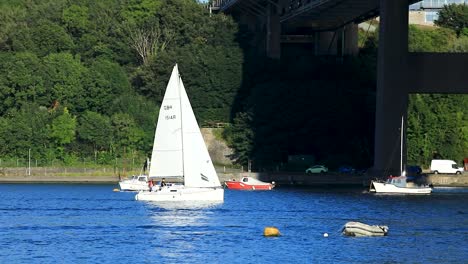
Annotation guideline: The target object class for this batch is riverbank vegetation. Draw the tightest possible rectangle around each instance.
[0,1,466,170]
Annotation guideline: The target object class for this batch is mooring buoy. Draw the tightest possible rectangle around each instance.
[264,226,280,237]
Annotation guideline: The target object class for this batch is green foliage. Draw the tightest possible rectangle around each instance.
[408,25,457,52]
[42,53,87,112]
[50,107,76,145]
[77,111,112,151]
[0,52,45,114]
[450,36,468,52]
[435,4,468,36]
[408,95,468,167]
[62,4,90,37]
[223,112,254,165]
[84,58,131,114]
[12,19,75,56]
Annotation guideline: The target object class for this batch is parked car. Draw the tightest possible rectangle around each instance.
[338,166,355,174]
[305,165,328,174]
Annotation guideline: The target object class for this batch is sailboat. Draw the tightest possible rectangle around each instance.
[369,116,432,194]
[135,64,224,202]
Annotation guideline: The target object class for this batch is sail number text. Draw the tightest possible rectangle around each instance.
[164,105,176,120]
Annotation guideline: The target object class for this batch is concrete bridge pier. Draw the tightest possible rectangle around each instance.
[313,23,358,57]
[373,0,409,177]
[266,3,281,59]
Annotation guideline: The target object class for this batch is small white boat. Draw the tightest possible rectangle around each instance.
[119,175,149,191]
[370,176,432,194]
[369,116,432,194]
[342,221,389,237]
[135,64,224,202]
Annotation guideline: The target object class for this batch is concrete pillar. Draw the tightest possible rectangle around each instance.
[373,0,409,177]
[315,31,337,56]
[266,3,281,59]
[344,23,358,56]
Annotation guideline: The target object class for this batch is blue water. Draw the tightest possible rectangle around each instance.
[0,184,467,263]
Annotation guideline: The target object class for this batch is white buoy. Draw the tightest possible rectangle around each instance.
[323,233,329,237]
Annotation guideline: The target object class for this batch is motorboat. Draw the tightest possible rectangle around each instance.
[342,221,388,237]
[224,177,275,190]
[369,176,432,194]
[119,175,149,191]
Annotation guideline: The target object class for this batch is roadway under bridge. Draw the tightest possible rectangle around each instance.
[211,0,468,177]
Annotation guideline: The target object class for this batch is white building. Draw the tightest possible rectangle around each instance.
[409,0,467,26]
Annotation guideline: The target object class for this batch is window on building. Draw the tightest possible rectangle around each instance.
[425,11,439,22]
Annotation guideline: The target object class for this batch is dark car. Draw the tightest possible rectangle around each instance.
[338,166,355,174]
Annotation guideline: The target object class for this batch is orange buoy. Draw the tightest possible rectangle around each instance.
[264,226,280,237]
[113,188,120,192]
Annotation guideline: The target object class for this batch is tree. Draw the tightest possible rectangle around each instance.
[83,58,130,114]
[42,53,87,112]
[50,107,76,146]
[111,113,144,154]
[11,19,75,56]
[62,4,90,38]
[78,111,112,151]
[223,112,254,165]
[435,4,468,36]
[123,22,174,65]
[0,52,45,114]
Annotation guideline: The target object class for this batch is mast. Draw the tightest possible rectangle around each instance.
[400,115,404,176]
[177,65,186,181]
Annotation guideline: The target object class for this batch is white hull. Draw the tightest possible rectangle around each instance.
[342,221,388,237]
[119,181,149,191]
[370,181,432,194]
[135,186,224,201]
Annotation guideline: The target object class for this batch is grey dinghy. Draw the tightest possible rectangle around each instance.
[342,221,389,237]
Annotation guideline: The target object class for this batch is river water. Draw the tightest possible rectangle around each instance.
[0,184,466,263]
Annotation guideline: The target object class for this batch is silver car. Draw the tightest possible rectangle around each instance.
[305,165,328,174]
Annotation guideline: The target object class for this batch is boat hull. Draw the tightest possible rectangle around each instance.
[119,181,149,191]
[370,181,432,194]
[135,186,224,201]
[225,181,274,190]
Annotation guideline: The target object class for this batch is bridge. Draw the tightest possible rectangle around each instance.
[210,0,468,177]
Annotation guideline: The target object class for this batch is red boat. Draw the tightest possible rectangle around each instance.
[225,177,275,190]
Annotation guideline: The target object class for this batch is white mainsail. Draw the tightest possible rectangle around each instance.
[148,64,221,188]
[149,65,184,178]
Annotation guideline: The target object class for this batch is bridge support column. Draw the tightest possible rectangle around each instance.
[315,31,337,56]
[314,24,358,56]
[266,3,281,59]
[373,0,409,177]
[344,23,358,56]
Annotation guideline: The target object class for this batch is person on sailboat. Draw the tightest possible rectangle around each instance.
[148,179,154,191]
[160,178,167,187]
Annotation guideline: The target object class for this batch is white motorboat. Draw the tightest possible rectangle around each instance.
[370,176,432,194]
[135,64,224,202]
[342,221,389,237]
[119,175,149,191]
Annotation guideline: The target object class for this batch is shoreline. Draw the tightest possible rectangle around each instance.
[0,175,119,184]
[1,172,467,187]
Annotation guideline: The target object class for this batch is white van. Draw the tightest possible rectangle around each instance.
[430,159,464,174]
